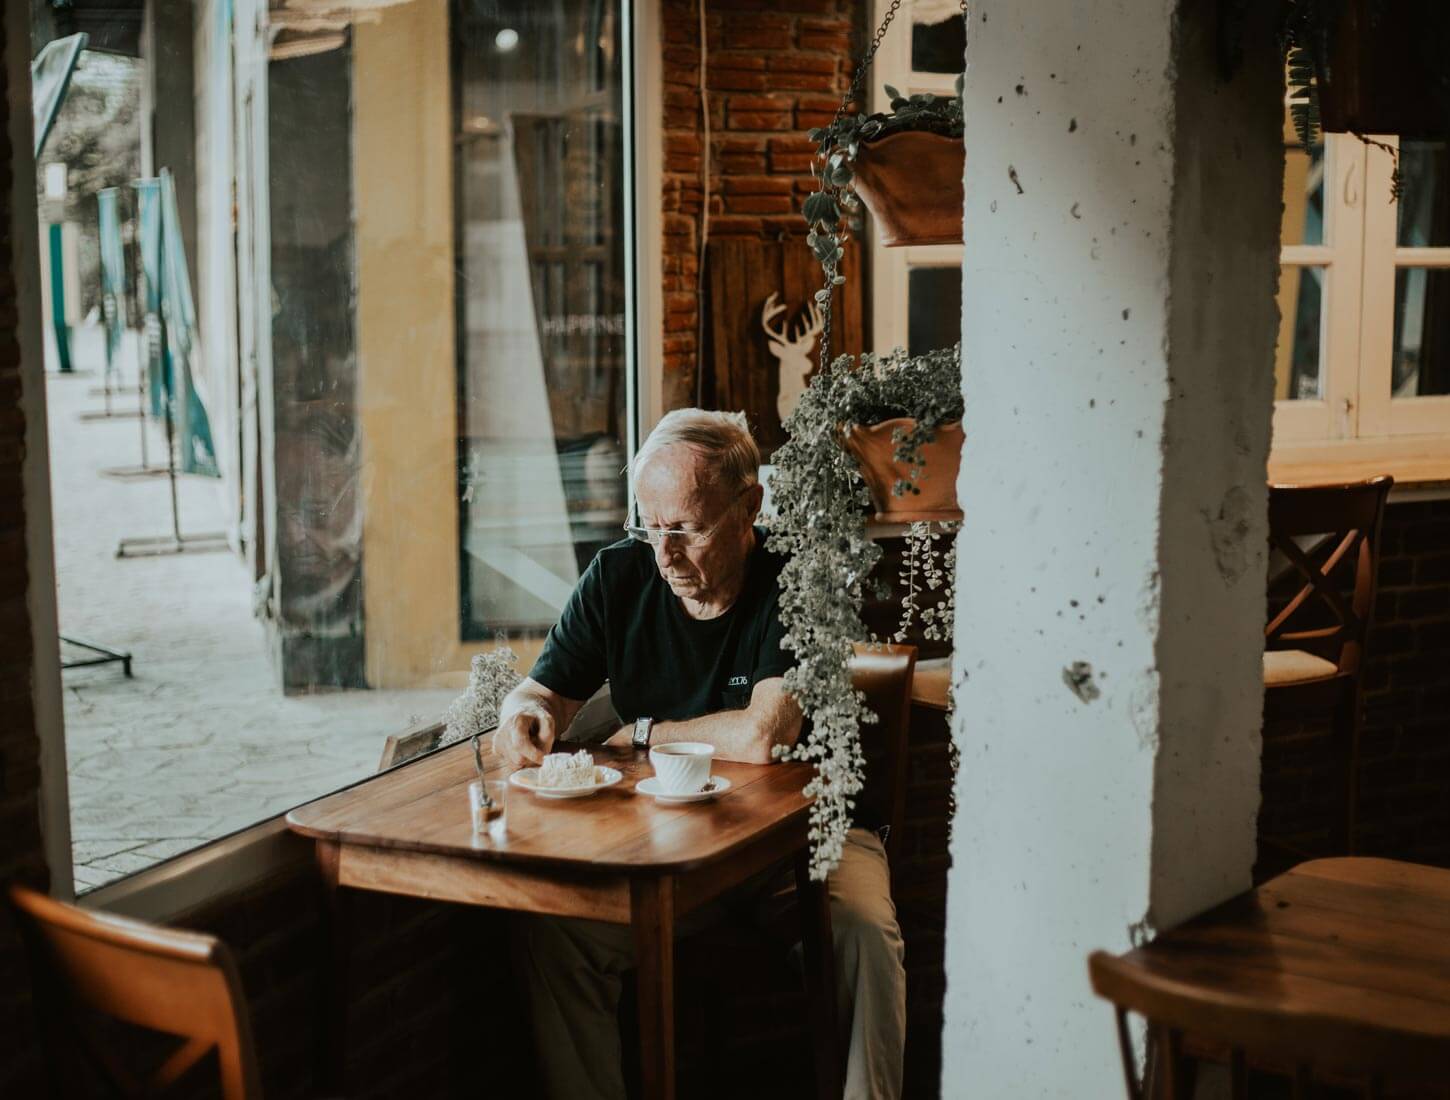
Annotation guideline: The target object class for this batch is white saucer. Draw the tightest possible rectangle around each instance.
[509,765,623,799]
[636,775,732,804]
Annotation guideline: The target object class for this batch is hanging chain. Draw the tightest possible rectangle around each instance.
[815,1,966,373]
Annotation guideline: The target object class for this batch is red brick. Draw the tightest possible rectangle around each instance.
[724,193,794,214]
[798,18,853,52]
[767,54,838,75]
[709,68,771,91]
[771,70,841,92]
[795,106,837,129]
[728,109,794,130]
[723,175,794,195]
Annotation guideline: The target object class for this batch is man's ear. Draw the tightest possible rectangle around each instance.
[742,481,765,523]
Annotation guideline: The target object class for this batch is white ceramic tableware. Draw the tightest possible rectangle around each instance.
[508,765,623,799]
[648,742,715,794]
[636,774,731,805]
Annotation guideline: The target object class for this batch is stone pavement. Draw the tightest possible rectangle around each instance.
[50,328,456,891]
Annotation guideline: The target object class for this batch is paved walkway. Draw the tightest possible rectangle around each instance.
[51,327,456,891]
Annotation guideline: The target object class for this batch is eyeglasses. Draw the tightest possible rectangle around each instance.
[623,489,749,548]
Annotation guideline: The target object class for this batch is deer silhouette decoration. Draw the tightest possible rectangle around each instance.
[761,292,824,424]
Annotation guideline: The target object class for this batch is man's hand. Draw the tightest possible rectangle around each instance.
[604,725,633,748]
[494,701,557,769]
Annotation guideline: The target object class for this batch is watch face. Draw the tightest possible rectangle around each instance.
[633,718,650,747]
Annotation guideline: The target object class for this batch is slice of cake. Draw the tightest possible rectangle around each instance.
[537,749,596,789]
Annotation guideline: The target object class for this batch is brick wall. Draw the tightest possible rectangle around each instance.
[0,7,51,1093]
[660,0,857,408]
[1258,499,1450,872]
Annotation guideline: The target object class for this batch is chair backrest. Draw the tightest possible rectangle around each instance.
[1089,949,1450,1098]
[378,718,446,771]
[9,883,262,1099]
[849,643,918,868]
[1266,476,1393,675]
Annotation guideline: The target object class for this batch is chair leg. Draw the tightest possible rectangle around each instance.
[795,852,842,1100]
[1330,687,1362,856]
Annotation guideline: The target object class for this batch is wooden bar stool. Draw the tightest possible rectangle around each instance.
[1264,476,1392,859]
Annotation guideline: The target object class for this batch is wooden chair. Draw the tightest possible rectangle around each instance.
[9,883,262,1099]
[848,642,920,875]
[1263,476,1392,858]
[1089,947,1450,1099]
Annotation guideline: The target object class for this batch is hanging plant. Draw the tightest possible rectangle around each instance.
[768,344,962,878]
[804,77,965,259]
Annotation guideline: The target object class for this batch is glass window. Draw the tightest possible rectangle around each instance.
[907,266,962,357]
[1392,267,1450,397]
[455,1,628,638]
[1397,140,1450,248]
[32,0,634,892]
[910,4,966,75]
[1275,265,1324,401]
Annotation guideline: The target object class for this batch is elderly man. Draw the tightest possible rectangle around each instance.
[495,408,906,1100]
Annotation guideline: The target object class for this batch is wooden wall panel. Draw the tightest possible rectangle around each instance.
[703,237,864,456]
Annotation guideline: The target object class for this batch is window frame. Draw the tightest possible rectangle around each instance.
[1276,126,1450,469]
[869,0,964,356]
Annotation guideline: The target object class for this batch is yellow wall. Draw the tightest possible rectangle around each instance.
[353,1,541,687]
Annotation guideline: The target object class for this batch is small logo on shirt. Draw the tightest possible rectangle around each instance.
[727,675,749,688]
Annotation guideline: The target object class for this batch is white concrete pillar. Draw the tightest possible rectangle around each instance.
[943,2,1282,1094]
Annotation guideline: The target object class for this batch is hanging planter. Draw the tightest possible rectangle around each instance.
[804,78,965,262]
[1282,0,1450,198]
[850,131,965,248]
[844,416,964,521]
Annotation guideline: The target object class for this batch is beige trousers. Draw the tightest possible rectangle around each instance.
[518,828,906,1100]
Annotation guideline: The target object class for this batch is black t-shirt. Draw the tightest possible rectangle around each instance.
[529,528,795,721]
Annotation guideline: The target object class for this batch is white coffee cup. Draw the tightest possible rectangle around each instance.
[649,742,715,794]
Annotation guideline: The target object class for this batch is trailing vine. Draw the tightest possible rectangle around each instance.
[768,345,962,878]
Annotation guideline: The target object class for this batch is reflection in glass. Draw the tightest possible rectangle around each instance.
[1281,115,1324,247]
[1397,141,1450,248]
[908,266,963,357]
[1392,267,1450,397]
[455,1,628,638]
[1274,265,1323,400]
[910,4,966,75]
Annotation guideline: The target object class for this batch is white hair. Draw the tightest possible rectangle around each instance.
[630,408,761,496]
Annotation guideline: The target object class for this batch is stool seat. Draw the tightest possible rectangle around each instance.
[911,657,951,711]
[1263,648,1339,687]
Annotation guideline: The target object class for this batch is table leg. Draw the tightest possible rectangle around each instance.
[796,850,843,1100]
[631,875,675,1100]
[314,840,350,1094]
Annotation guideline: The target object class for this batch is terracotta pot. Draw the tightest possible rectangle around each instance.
[843,418,964,522]
[851,131,965,247]
[1314,1,1450,138]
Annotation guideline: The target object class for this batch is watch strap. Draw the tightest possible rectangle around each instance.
[632,716,654,749]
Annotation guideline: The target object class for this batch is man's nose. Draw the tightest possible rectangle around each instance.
[654,535,679,568]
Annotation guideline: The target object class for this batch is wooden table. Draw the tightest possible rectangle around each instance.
[1100,857,1450,1087]
[286,738,837,1100]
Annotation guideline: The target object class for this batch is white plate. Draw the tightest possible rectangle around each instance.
[509,765,623,799]
[636,775,732,804]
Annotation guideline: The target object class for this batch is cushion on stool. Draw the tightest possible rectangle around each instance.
[1263,648,1339,687]
[910,658,951,710]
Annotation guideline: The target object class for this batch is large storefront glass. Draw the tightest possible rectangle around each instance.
[454,0,629,637]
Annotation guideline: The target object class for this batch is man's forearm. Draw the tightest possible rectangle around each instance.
[646,710,791,764]
[620,680,803,765]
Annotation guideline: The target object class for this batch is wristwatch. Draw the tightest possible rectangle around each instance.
[632,716,654,750]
